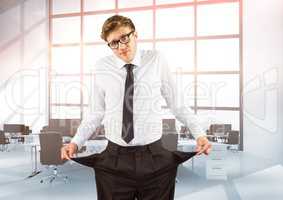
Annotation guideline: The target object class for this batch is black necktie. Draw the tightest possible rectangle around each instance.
[122,64,134,143]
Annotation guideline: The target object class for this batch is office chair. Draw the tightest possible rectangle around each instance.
[161,119,178,150]
[0,130,9,152]
[88,125,106,140]
[226,130,239,151]
[24,126,32,135]
[3,124,27,144]
[180,126,194,140]
[207,124,232,143]
[39,133,68,184]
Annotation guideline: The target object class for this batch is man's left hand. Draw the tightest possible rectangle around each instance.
[195,136,212,155]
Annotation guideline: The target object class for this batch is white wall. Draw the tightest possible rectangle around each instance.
[243,0,283,162]
[0,0,48,132]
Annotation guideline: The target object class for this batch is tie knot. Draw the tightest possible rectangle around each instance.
[124,64,134,73]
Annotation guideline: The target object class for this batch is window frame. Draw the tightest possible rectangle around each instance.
[48,0,243,150]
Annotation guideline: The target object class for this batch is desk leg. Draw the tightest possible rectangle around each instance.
[26,145,41,179]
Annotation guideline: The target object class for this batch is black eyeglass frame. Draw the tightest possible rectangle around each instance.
[107,30,135,49]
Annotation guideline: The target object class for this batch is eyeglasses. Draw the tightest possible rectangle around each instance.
[107,30,135,49]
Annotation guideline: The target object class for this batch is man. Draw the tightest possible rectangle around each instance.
[61,15,211,200]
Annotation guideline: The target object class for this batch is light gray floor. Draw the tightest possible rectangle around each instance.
[0,145,282,200]
[233,165,283,200]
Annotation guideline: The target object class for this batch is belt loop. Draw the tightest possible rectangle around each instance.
[116,146,120,155]
[114,145,119,155]
[148,142,159,156]
[107,141,118,156]
[147,145,153,154]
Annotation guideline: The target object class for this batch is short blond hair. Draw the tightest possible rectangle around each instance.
[101,15,135,41]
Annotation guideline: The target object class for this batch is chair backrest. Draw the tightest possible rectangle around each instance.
[209,124,232,135]
[23,126,31,135]
[39,133,63,165]
[162,119,176,134]
[161,119,178,151]
[3,124,26,133]
[42,119,81,137]
[0,131,6,144]
[227,131,239,145]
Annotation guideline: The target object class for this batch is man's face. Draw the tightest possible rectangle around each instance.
[106,26,138,63]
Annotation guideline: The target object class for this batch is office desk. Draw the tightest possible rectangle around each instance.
[24,142,41,178]
[23,134,41,178]
[4,133,25,150]
[178,140,228,180]
[206,142,228,180]
[177,139,196,151]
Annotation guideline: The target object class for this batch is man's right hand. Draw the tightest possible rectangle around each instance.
[61,142,78,160]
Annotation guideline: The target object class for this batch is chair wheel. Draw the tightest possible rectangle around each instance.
[40,180,43,183]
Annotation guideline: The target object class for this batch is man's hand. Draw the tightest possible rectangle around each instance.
[195,136,212,155]
[61,142,78,160]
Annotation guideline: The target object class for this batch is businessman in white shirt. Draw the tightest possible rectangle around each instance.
[61,15,211,200]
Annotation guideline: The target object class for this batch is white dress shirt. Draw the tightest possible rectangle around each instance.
[72,49,206,148]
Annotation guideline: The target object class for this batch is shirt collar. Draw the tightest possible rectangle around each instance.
[115,49,141,69]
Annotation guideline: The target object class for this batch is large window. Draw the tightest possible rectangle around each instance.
[49,0,242,148]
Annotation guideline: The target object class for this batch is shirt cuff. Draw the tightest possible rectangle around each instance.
[70,135,85,150]
[194,134,207,141]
